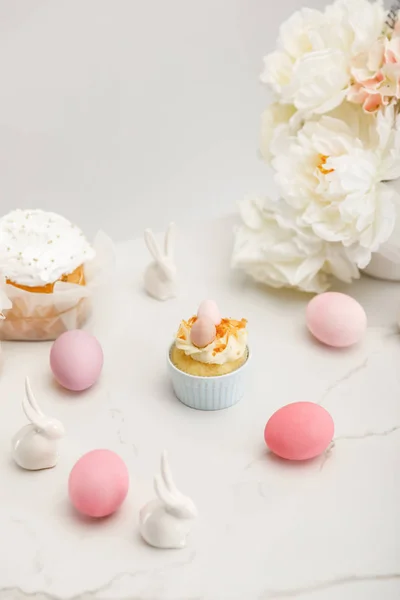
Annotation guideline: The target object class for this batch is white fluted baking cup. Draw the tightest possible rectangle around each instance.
[167,345,251,411]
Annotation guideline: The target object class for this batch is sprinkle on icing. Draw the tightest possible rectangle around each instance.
[0,210,95,287]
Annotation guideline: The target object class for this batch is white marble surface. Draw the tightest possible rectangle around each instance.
[0,216,400,600]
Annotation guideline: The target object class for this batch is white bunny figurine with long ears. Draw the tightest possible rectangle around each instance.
[143,222,178,301]
[12,377,65,471]
[139,451,198,549]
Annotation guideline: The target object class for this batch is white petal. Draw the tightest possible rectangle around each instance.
[260,103,297,162]
[290,49,350,113]
[260,51,293,96]
[232,195,359,293]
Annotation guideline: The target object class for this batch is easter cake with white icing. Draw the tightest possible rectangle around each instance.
[0,209,96,340]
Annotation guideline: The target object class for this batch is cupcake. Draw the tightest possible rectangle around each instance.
[0,209,96,341]
[168,300,250,410]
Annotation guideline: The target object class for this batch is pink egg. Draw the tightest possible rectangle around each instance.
[197,299,221,326]
[306,292,367,348]
[264,402,334,461]
[190,316,216,348]
[50,330,103,391]
[69,449,129,517]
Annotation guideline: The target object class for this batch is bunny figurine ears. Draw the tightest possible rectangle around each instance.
[12,377,65,471]
[143,223,178,301]
[139,451,198,549]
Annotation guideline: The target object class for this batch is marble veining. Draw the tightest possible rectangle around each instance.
[0,217,399,599]
[258,573,400,599]
[318,358,369,405]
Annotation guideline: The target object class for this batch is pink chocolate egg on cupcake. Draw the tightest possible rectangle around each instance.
[190,316,216,348]
[168,300,251,410]
[197,299,221,326]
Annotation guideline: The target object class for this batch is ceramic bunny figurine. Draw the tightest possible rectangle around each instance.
[143,223,178,301]
[12,377,65,471]
[139,451,198,549]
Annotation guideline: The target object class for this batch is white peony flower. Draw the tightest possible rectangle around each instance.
[261,9,350,115]
[260,103,296,162]
[326,0,386,56]
[260,8,325,95]
[278,8,327,59]
[271,108,400,268]
[232,196,359,293]
[286,48,349,114]
[241,0,400,294]
[262,51,294,97]
[370,107,400,180]
[261,0,386,116]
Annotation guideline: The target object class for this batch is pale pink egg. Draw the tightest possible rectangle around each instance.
[50,330,103,391]
[197,299,221,326]
[264,402,334,461]
[306,292,367,348]
[190,316,216,348]
[69,449,129,518]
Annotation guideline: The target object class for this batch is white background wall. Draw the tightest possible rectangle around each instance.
[0,0,369,240]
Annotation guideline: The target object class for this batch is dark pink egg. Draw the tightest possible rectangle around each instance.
[264,402,334,461]
[69,450,129,518]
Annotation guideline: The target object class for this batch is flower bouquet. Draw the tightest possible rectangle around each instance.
[232,0,400,292]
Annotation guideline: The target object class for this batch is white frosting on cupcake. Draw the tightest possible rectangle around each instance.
[175,317,248,365]
[0,209,95,286]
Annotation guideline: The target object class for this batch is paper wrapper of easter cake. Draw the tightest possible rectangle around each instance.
[0,231,115,341]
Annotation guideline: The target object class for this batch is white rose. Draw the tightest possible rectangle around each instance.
[271,110,400,267]
[232,196,359,293]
